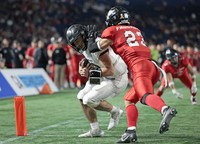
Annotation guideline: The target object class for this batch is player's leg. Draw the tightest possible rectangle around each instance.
[116,86,138,143]
[156,77,166,96]
[54,64,60,89]
[135,61,177,134]
[83,80,123,130]
[179,73,197,105]
[77,82,104,137]
[59,64,66,90]
[78,100,104,137]
[94,100,123,130]
[106,74,128,130]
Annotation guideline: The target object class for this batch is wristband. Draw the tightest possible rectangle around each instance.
[168,82,174,87]
[192,75,196,79]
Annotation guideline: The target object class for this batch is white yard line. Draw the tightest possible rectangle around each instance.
[0,117,83,144]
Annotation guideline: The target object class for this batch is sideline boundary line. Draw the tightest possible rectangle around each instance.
[0,117,83,144]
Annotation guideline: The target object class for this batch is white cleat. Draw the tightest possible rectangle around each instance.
[191,96,197,105]
[107,108,123,130]
[78,128,104,138]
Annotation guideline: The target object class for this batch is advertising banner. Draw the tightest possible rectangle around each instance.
[0,68,58,99]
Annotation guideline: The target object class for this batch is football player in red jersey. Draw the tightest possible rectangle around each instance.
[156,48,198,105]
[86,6,177,143]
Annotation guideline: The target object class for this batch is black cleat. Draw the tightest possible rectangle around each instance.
[116,129,137,143]
[159,107,177,134]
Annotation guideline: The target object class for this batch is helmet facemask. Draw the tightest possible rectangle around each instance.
[66,24,87,53]
[166,52,179,67]
[70,35,87,53]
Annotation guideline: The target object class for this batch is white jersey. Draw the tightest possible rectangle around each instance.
[82,38,128,79]
[77,38,128,106]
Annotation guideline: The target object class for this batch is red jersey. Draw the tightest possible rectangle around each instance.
[47,44,56,51]
[162,56,189,78]
[101,25,151,68]
[26,47,35,57]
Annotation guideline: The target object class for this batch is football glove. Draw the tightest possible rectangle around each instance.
[86,25,102,53]
[86,25,99,38]
[79,58,90,68]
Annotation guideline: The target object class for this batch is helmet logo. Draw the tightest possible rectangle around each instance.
[124,13,128,18]
[120,14,124,19]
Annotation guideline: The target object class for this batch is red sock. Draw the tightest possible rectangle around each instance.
[156,89,163,97]
[126,104,138,127]
[145,94,166,112]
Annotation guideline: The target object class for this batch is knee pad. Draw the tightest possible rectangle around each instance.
[77,90,85,100]
[82,97,100,108]
[140,93,150,105]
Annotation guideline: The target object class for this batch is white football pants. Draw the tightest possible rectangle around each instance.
[77,73,128,107]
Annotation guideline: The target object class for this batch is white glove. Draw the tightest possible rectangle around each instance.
[172,89,183,99]
[191,82,197,94]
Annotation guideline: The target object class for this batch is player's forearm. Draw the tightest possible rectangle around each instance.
[87,39,101,52]
[88,38,112,53]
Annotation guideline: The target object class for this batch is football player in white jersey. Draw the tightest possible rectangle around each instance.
[66,24,128,137]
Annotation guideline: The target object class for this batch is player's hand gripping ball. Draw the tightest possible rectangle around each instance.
[79,58,90,68]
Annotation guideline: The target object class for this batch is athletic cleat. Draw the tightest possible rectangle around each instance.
[159,107,177,134]
[108,108,123,130]
[190,96,197,105]
[116,129,137,143]
[78,128,104,138]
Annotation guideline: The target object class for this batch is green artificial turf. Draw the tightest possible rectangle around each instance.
[0,75,200,144]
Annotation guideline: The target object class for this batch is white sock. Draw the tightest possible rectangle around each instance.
[90,122,99,130]
[127,126,136,130]
[161,106,169,115]
[110,106,118,113]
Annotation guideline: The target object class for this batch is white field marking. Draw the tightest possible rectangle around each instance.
[0,117,83,144]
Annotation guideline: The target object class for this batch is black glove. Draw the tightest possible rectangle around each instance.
[86,25,98,38]
[86,25,102,53]
[79,58,89,68]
